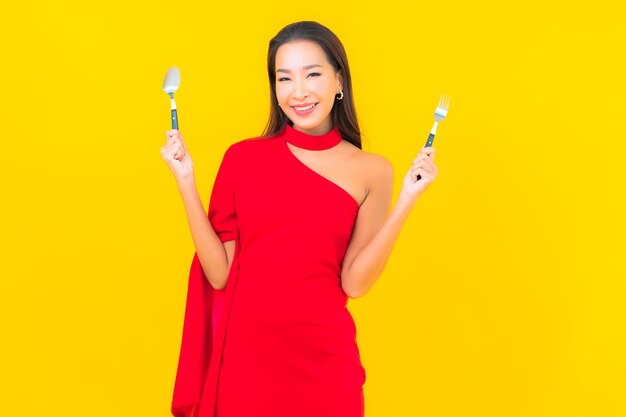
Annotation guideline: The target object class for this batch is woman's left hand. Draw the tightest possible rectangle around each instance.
[400,146,438,202]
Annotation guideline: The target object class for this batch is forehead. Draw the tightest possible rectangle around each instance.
[275,40,329,70]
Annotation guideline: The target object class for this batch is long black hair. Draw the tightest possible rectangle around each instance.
[261,21,362,150]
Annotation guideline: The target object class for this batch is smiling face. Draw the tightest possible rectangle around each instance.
[275,40,343,136]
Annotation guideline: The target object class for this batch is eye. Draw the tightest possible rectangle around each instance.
[277,73,320,82]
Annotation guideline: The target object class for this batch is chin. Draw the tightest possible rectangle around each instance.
[298,122,325,132]
[291,117,317,127]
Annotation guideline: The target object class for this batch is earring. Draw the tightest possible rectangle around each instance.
[336,90,344,100]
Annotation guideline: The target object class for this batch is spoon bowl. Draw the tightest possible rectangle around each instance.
[163,67,180,95]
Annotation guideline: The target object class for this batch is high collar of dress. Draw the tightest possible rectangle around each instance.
[280,123,343,150]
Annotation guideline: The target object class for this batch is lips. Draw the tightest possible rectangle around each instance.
[291,102,318,111]
[290,102,319,117]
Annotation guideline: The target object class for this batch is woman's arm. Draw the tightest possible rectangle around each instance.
[176,177,234,290]
[340,146,437,298]
[340,189,416,298]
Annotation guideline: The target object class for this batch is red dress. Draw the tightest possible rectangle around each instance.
[171,123,366,417]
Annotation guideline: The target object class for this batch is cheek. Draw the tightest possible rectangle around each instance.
[319,80,335,97]
[275,85,289,102]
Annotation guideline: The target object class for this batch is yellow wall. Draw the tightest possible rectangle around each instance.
[1,1,624,416]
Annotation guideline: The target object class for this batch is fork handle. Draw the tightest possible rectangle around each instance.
[425,133,435,148]
[416,134,435,181]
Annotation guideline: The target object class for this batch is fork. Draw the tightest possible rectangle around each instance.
[417,93,450,180]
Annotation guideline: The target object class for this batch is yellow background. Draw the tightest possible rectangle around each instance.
[1,1,624,416]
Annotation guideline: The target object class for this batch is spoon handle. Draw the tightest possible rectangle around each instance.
[171,108,179,129]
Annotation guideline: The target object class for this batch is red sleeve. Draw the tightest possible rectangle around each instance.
[171,144,240,417]
[208,144,239,243]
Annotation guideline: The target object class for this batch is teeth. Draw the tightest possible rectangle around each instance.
[294,103,316,111]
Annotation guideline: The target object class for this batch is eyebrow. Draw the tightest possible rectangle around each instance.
[276,64,323,74]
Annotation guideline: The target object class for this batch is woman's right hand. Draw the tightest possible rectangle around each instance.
[161,129,194,184]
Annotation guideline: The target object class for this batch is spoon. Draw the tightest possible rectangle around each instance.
[162,67,181,129]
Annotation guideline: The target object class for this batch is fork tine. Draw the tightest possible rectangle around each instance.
[439,93,449,110]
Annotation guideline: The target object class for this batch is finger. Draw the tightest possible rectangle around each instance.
[166,130,182,141]
[412,165,430,175]
[164,142,177,154]
[179,137,188,153]
[413,168,423,182]
[411,166,423,177]
[414,157,435,173]
[419,156,434,170]
[166,133,178,145]
[165,146,182,162]
[413,147,434,161]
[423,147,436,159]
[173,144,183,159]
[413,165,431,179]
[413,154,428,164]
[167,131,181,140]
[168,137,182,150]
[163,148,176,161]
[412,157,430,171]
[418,146,435,158]
[172,135,187,153]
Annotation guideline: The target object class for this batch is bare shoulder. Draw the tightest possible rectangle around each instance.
[344,143,394,190]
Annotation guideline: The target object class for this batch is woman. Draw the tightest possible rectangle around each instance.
[162,21,438,417]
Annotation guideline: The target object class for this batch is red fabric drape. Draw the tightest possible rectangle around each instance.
[170,144,240,417]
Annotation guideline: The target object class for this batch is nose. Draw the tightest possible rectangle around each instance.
[293,77,309,99]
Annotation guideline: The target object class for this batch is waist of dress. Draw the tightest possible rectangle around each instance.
[230,268,350,322]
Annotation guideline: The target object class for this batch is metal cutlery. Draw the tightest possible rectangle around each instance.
[417,93,450,180]
[162,67,181,129]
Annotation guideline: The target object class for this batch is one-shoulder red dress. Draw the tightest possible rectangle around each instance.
[171,123,366,417]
